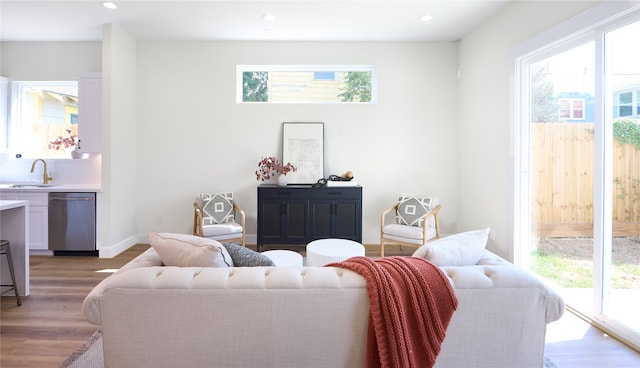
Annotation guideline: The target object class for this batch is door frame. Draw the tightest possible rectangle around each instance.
[510,2,640,349]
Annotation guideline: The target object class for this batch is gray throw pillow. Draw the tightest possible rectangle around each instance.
[396,196,435,227]
[200,192,234,225]
[223,243,275,267]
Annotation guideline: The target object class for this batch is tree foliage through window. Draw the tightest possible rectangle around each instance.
[338,72,372,102]
[242,72,268,102]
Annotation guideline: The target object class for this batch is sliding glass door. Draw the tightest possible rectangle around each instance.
[601,19,640,340]
[518,15,640,348]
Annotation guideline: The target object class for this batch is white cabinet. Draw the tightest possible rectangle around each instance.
[78,73,102,152]
[0,192,49,251]
[1,77,8,138]
[27,206,48,251]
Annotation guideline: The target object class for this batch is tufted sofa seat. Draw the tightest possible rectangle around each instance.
[83,248,564,368]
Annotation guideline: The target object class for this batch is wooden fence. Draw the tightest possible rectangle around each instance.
[531,123,640,237]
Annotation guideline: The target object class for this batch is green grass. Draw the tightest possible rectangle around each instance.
[531,249,640,289]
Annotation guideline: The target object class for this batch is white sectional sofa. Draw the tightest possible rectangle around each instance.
[83,247,564,368]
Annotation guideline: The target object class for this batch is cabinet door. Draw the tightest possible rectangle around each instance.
[309,200,333,239]
[259,200,283,241]
[282,200,308,242]
[309,187,362,242]
[257,186,309,248]
[310,199,361,241]
[1,77,7,131]
[78,73,102,152]
[258,199,309,246]
[2,192,49,250]
[334,199,361,240]
[28,206,48,250]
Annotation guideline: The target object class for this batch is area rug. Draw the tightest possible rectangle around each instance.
[59,330,103,368]
[545,356,559,368]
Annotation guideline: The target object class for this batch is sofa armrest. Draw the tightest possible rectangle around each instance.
[439,262,565,323]
[83,247,164,324]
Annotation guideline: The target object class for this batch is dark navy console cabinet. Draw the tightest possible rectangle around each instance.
[256,185,362,251]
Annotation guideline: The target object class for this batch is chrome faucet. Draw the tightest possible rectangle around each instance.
[30,159,53,184]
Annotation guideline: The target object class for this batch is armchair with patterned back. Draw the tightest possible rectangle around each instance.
[380,195,441,257]
[193,192,246,247]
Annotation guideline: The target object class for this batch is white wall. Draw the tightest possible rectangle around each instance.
[0,42,102,185]
[135,41,459,245]
[1,0,611,256]
[100,24,139,257]
[0,39,459,252]
[457,1,600,259]
[0,42,101,80]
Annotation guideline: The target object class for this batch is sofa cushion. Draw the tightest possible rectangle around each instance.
[223,243,275,267]
[202,222,243,237]
[199,192,234,225]
[412,228,490,266]
[396,196,438,227]
[148,232,233,267]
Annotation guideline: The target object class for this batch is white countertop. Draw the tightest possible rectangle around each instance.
[0,200,29,210]
[0,183,101,192]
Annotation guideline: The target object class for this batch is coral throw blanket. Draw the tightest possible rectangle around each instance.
[329,256,458,368]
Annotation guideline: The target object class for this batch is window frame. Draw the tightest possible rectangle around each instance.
[7,80,78,158]
[236,65,377,104]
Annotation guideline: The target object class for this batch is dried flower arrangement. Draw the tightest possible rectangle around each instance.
[255,156,297,181]
[49,129,77,150]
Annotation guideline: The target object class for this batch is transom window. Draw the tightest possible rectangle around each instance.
[237,65,376,103]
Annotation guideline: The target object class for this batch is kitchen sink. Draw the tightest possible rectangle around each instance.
[0,183,58,189]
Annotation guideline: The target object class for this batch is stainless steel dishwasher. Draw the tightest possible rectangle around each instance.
[48,192,97,256]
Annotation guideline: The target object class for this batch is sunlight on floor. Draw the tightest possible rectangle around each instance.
[546,311,591,343]
[96,269,118,273]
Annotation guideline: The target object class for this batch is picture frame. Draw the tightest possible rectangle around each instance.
[282,122,324,184]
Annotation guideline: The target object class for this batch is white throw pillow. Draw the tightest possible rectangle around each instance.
[412,228,490,266]
[148,232,234,267]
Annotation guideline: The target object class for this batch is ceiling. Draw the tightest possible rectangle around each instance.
[0,0,511,42]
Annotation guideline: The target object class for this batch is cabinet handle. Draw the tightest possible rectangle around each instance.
[50,197,94,202]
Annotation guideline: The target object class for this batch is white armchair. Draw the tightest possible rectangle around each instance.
[380,196,441,257]
[193,192,246,247]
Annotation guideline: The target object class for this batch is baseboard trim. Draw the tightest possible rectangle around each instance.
[98,234,146,258]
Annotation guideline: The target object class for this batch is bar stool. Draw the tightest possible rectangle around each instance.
[0,240,22,306]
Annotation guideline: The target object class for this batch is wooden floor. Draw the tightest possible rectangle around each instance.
[1,243,639,368]
[1,245,148,368]
[545,310,640,368]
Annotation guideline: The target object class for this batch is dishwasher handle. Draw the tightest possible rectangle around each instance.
[50,197,94,201]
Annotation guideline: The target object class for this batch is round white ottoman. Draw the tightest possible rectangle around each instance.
[306,239,365,266]
[261,250,303,267]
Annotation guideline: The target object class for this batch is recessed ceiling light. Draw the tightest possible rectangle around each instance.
[262,14,276,22]
[103,2,117,10]
[420,14,433,22]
